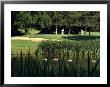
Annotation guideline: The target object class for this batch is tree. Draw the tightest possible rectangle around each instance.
[37,12,52,33]
[11,11,100,36]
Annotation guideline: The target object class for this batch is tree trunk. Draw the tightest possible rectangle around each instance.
[55,26,57,35]
[89,31,91,35]
[69,29,70,34]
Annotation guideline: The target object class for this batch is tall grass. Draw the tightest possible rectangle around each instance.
[11,40,100,77]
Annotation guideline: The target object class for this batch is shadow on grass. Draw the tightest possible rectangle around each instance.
[62,35,100,41]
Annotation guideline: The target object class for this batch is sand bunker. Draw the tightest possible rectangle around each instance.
[11,37,48,42]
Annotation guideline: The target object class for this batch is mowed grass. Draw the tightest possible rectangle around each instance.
[23,34,63,40]
[11,32,100,54]
[23,32,100,39]
[11,40,40,54]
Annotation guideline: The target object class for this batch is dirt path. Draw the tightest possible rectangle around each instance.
[11,36,48,42]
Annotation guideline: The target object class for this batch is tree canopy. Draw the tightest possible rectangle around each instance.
[11,11,100,36]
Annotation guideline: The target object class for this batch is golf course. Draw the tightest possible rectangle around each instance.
[11,11,100,77]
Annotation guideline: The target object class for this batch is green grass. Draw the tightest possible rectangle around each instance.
[11,32,100,54]
[23,32,100,40]
[23,34,63,40]
[28,29,41,35]
[84,32,100,36]
[11,40,40,54]
[18,28,40,35]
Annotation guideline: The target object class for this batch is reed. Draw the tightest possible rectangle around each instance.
[11,40,100,77]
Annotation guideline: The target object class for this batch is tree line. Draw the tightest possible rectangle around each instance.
[11,11,100,36]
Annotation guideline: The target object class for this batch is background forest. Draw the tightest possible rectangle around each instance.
[11,11,100,36]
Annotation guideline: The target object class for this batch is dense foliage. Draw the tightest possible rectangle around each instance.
[11,11,100,36]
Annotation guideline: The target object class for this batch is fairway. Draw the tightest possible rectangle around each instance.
[11,32,100,54]
[11,40,39,54]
